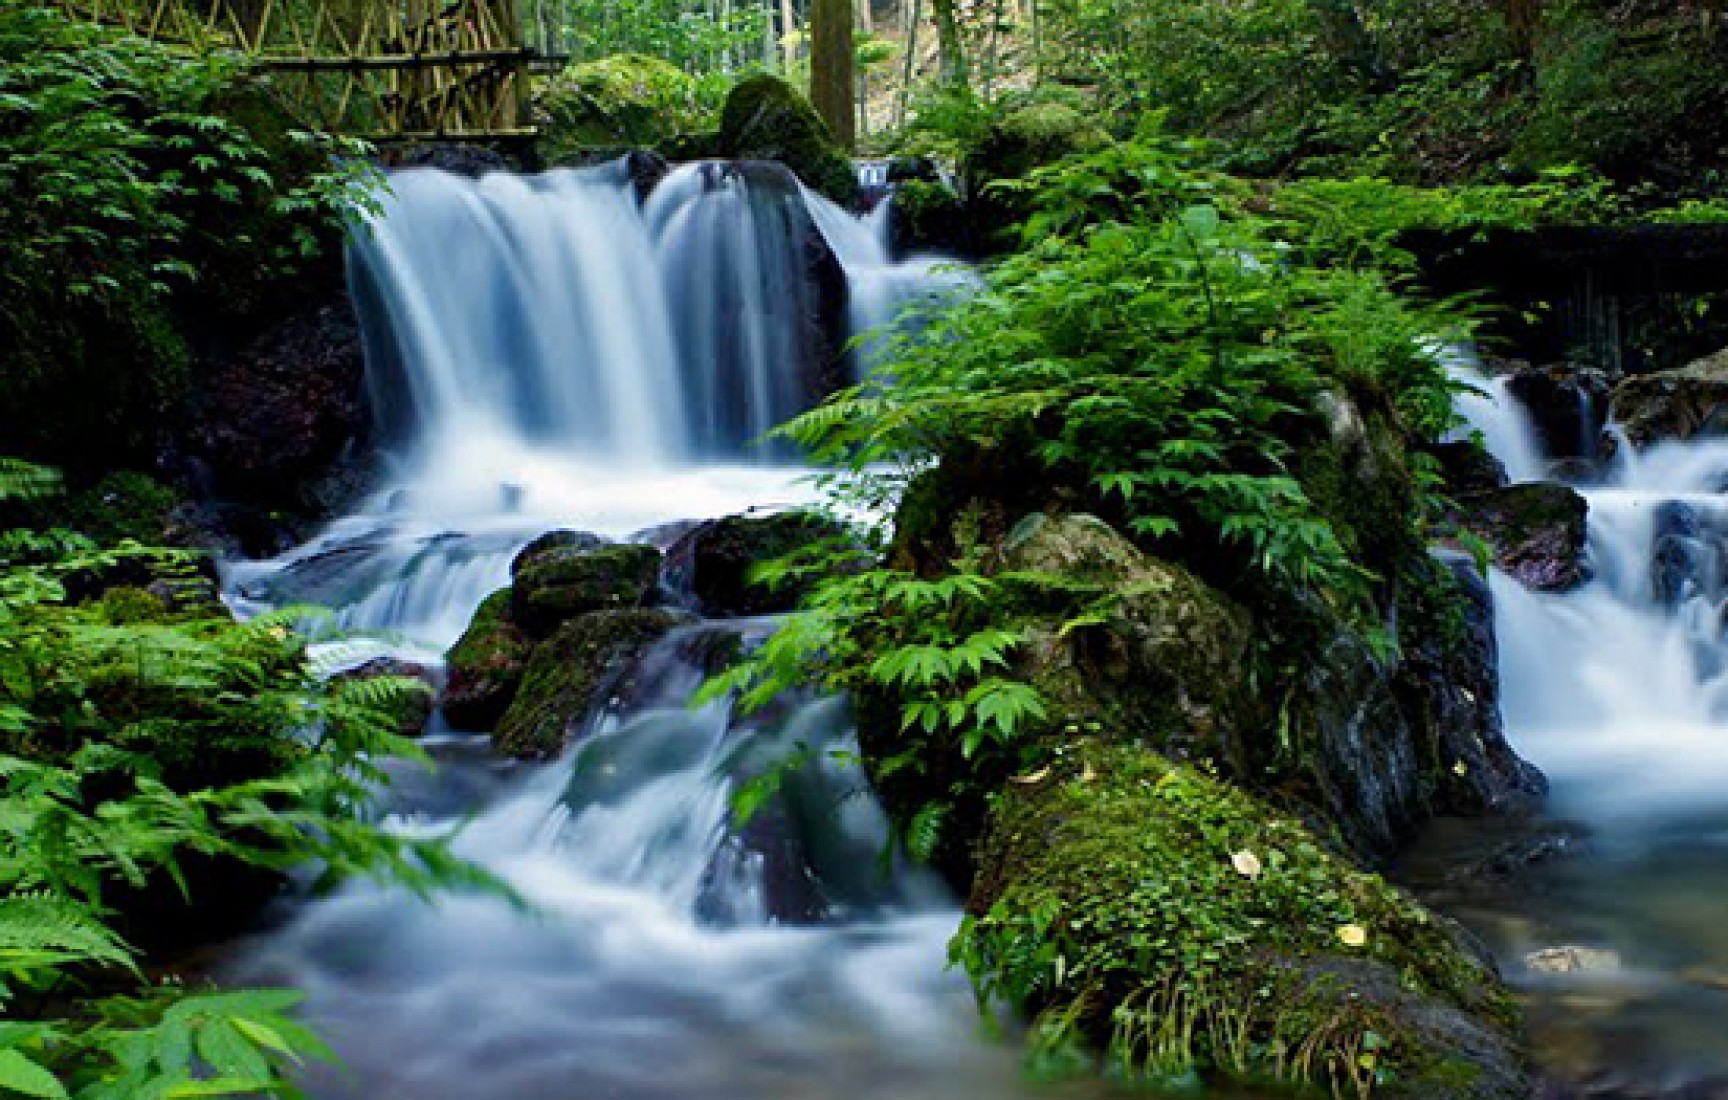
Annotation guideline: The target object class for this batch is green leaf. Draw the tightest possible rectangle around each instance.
[0,1049,67,1099]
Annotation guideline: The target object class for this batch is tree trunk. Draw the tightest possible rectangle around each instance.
[781,0,798,70]
[897,0,920,125]
[1505,0,1542,50]
[811,0,857,148]
[931,0,967,89]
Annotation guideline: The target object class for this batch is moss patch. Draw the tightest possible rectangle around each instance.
[716,75,855,207]
[539,54,711,163]
[512,543,662,636]
[493,609,686,759]
[962,741,1525,1097]
[442,588,531,732]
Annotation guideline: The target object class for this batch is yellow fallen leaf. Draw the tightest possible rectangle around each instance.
[1337,924,1368,949]
[1010,767,1051,785]
[1230,850,1263,880]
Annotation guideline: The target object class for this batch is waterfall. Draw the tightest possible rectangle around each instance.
[1454,351,1728,822]
[1444,347,1548,484]
[216,160,1063,1100]
[227,159,964,657]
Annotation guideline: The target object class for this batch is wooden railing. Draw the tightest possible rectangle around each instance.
[57,0,567,140]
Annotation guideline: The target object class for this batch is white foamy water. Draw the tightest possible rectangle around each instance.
[216,161,1112,1100]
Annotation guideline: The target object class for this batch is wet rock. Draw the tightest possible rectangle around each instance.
[510,529,610,579]
[1527,946,1623,976]
[715,74,855,207]
[333,658,437,737]
[1506,363,1613,464]
[1457,482,1592,592]
[1435,439,1512,495]
[1399,553,1549,822]
[1612,346,1728,449]
[665,510,854,617]
[1652,502,1714,606]
[442,589,531,732]
[378,143,511,175]
[512,542,662,636]
[493,609,691,759]
[184,299,369,513]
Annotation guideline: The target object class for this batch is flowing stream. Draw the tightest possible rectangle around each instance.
[218,161,1118,1100]
[1443,359,1728,1091]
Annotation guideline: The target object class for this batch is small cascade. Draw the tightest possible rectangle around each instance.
[213,158,1090,1100]
[1444,348,1548,484]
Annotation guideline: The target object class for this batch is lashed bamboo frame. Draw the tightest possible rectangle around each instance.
[55,0,551,140]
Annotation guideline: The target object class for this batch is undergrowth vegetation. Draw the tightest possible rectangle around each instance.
[0,459,486,1098]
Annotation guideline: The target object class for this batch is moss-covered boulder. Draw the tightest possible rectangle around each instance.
[963,741,1529,1098]
[666,510,854,617]
[512,542,663,636]
[889,178,974,257]
[538,54,712,164]
[511,529,609,578]
[1455,482,1591,593]
[1611,346,1728,448]
[997,513,1255,756]
[493,609,690,759]
[442,589,530,732]
[716,75,856,207]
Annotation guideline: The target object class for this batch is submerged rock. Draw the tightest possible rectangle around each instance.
[1456,482,1592,592]
[493,609,691,759]
[1612,346,1728,448]
[1651,501,1710,606]
[665,510,854,617]
[512,542,662,636]
[442,589,531,733]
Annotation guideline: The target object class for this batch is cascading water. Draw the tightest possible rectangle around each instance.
[1447,363,1728,1086]
[219,161,1110,1100]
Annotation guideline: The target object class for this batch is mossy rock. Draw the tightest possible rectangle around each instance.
[1454,482,1591,593]
[511,529,609,578]
[512,543,663,636]
[1611,346,1728,449]
[716,75,856,207]
[538,54,712,164]
[960,87,1107,247]
[963,741,1528,1098]
[667,510,854,617]
[493,609,689,759]
[1295,385,1423,593]
[442,589,531,732]
[889,178,974,257]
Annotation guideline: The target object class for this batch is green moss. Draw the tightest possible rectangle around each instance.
[1295,386,1422,590]
[57,471,183,545]
[890,178,971,255]
[494,609,685,759]
[512,543,662,636]
[962,741,1521,1095]
[443,588,531,731]
[539,54,712,163]
[716,75,856,207]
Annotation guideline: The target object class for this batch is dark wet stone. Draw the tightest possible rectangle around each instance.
[1456,482,1592,593]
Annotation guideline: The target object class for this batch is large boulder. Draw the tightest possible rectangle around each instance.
[493,609,690,759]
[665,510,854,617]
[964,742,1529,1099]
[512,542,663,636]
[1455,482,1592,593]
[442,589,531,732]
[1612,346,1728,448]
[183,299,369,514]
[539,54,710,164]
[716,75,855,207]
